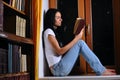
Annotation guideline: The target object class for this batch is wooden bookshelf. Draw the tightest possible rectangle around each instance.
[0,0,34,80]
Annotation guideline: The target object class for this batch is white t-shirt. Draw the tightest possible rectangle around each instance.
[44,28,62,67]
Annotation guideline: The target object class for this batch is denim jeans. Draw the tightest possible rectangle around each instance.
[51,40,106,76]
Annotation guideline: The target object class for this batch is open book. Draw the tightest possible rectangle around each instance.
[73,18,85,35]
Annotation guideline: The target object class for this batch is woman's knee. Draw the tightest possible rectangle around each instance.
[78,40,85,45]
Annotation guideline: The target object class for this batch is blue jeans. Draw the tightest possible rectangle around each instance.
[51,40,106,76]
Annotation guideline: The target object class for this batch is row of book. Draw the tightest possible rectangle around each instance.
[16,16,26,37]
[4,0,25,11]
[8,44,27,73]
[0,43,27,74]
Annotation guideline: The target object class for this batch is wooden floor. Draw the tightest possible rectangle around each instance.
[40,75,120,80]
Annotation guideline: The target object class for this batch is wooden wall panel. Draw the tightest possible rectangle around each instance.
[49,0,57,8]
[78,0,87,74]
[112,0,120,74]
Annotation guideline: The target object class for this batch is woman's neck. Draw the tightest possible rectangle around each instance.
[53,26,57,30]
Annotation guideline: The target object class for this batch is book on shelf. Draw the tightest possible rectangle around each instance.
[8,43,12,73]
[0,0,3,31]
[73,18,85,35]
[12,44,21,73]
[21,54,27,72]
[0,48,8,74]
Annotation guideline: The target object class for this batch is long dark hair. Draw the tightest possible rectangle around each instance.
[44,8,61,31]
[44,8,64,47]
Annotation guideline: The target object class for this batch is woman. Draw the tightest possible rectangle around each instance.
[43,8,116,76]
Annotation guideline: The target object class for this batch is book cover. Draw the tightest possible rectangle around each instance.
[73,18,85,35]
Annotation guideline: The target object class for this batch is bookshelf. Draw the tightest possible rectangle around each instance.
[0,0,34,80]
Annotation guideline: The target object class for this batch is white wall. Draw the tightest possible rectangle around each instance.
[39,0,49,78]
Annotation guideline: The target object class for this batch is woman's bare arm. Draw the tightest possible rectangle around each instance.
[48,28,84,55]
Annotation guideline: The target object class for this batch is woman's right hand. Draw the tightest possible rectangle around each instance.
[75,28,84,40]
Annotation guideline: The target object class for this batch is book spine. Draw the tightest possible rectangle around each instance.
[21,0,25,11]
[0,0,3,31]
[0,48,8,74]
[12,45,20,73]
[8,43,12,73]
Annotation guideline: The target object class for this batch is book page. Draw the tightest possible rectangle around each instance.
[73,18,85,35]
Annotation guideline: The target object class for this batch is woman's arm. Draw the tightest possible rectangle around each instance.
[48,28,84,55]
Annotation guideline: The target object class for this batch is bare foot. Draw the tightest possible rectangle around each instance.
[102,69,116,76]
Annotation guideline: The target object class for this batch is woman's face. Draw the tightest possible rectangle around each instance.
[54,12,62,27]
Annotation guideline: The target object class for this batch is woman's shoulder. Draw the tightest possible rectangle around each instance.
[44,28,55,36]
[45,28,53,32]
